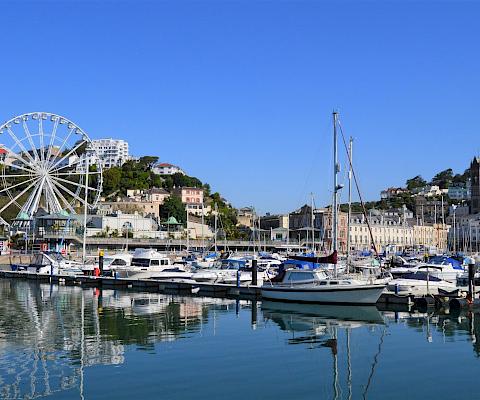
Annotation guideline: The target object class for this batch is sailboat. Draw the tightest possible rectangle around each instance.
[261,112,386,304]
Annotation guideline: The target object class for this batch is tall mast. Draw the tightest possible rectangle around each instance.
[332,111,339,254]
[333,111,339,277]
[201,203,205,255]
[186,208,189,252]
[346,136,353,274]
[310,192,315,253]
[214,202,218,253]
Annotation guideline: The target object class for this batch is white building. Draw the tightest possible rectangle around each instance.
[90,138,130,169]
[86,211,159,238]
[411,185,448,198]
[152,163,185,175]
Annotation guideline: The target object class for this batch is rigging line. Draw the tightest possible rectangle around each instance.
[337,120,378,256]
[296,116,332,208]
[362,327,386,400]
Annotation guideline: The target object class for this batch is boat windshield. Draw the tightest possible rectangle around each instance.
[132,258,150,267]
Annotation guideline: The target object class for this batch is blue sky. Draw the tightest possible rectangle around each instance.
[1,1,479,214]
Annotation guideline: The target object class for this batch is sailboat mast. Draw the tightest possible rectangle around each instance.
[311,193,315,252]
[214,202,218,253]
[332,111,340,278]
[346,137,353,274]
[332,111,339,255]
[186,209,189,252]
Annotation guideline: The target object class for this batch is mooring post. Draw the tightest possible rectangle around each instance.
[236,269,241,287]
[468,262,475,302]
[99,249,104,276]
[252,259,258,286]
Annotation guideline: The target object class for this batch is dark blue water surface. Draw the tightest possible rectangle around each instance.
[0,279,479,400]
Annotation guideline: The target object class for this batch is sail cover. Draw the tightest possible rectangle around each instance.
[289,250,338,264]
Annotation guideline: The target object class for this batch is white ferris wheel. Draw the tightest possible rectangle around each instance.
[0,112,103,226]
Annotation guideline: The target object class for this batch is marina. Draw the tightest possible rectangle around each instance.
[2,1,480,398]
[1,279,480,399]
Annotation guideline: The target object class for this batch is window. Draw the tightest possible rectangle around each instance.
[151,259,160,266]
[287,272,314,281]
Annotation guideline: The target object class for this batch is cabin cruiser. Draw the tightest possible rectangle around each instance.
[81,253,133,275]
[261,268,386,304]
[191,258,276,284]
[415,256,465,282]
[113,249,191,280]
[12,252,83,275]
[387,272,457,295]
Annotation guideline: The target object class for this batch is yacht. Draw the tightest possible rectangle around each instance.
[260,112,386,305]
[81,253,132,275]
[191,258,276,284]
[416,256,465,282]
[387,272,457,295]
[14,251,83,275]
[113,249,191,280]
[261,268,386,304]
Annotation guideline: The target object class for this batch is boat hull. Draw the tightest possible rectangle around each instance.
[261,284,385,304]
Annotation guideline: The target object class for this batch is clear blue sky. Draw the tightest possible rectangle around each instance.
[1,1,479,215]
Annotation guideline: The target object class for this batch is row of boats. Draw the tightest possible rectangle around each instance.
[12,248,474,305]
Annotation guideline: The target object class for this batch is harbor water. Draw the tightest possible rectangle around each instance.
[0,280,479,399]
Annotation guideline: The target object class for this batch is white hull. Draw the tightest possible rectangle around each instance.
[261,284,385,304]
[387,279,456,295]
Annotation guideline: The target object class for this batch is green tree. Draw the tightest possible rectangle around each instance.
[406,175,427,190]
[138,156,159,170]
[160,196,186,223]
[430,168,453,189]
[102,167,122,194]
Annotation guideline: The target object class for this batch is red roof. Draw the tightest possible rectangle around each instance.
[157,163,175,167]
[0,148,7,154]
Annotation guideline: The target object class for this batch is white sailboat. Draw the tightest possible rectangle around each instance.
[261,112,386,304]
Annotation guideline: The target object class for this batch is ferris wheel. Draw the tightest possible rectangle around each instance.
[0,112,103,225]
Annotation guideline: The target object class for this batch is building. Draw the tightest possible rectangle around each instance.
[380,187,408,200]
[186,214,214,239]
[86,211,159,238]
[237,207,254,228]
[411,185,448,198]
[90,138,130,169]
[172,187,207,216]
[414,196,449,224]
[348,210,449,253]
[448,183,470,201]
[288,205,348,251]
[348,211,413,252]
[152,163,185,175]
[259,213,289,230]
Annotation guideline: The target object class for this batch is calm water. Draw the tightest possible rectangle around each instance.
[0,280,479,400]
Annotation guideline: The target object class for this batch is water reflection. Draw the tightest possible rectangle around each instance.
[1,280,480,399]
[0,280,238,399]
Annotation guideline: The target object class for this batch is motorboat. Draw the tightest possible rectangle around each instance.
[261,267,386,304]
[13,251,83,275]
[415,256,465,282]
[113,248,191,280]
[387,272,457,295]
[390,263,419,278]
[81,253,133,275]
[191,258,276,284]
